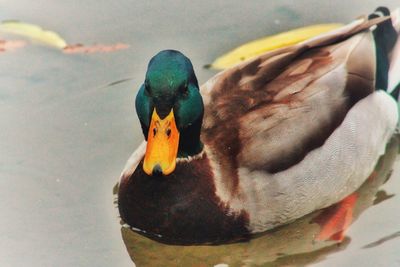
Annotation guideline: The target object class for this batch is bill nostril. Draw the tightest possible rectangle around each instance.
[152,164,163,176]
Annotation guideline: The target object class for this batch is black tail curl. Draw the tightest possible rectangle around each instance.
[368,7,398,93]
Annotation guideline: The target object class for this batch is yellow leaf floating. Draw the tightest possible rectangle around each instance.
[209,23,343,70]
[0,21,67,49]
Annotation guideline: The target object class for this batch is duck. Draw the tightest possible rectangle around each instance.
[117,7,400,245]
[121,135,399,266]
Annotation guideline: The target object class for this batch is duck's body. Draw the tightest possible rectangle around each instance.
[118,9,400,244]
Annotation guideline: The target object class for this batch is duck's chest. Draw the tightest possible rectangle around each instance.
[118,156,249,244]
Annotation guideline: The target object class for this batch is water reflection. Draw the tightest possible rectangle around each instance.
[116,135,399,266]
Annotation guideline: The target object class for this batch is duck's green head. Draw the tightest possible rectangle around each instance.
[135,50,204,176]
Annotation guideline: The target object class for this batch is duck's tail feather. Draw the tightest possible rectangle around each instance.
[368,7,399,93]
[390,82,400,100]
[388,8,400,99]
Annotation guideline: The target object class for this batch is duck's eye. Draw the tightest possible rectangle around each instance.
[152,128,157,137]
[166,128,171,138]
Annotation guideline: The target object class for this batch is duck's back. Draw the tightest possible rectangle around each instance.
[201,17,384,174]
[199,14,399,233]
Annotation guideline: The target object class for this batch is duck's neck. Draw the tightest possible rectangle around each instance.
[177,116,204,158]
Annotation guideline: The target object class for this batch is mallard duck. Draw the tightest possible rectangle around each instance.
[118,7,400,245]
[121,136,399,266]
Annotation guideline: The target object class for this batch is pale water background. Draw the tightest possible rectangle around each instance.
[1,1,400,266]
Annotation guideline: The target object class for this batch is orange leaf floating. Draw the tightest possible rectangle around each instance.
[63,43,129,54]
[0,39,26,52]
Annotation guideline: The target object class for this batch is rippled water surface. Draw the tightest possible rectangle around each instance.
[2,1,400,266]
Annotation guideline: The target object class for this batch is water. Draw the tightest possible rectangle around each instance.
[1,1,400,266]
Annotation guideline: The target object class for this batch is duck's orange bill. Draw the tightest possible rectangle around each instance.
[143,109,180,176]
